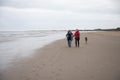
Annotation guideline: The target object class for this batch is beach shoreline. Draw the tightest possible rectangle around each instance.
[1,31,120,80]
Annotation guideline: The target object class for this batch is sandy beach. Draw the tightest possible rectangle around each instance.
[1,31,120,80]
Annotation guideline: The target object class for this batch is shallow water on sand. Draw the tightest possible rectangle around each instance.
[0,30,66,70]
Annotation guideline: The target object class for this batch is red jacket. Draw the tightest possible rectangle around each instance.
[74,31,80,38]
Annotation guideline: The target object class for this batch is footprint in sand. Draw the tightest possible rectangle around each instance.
[42,63,46,66]
[51,71,60,76]
[51,68,63,77]
[39,63,46,69]
[58,68,62,72]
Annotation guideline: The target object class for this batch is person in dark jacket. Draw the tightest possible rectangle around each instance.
[85,37,88,44]
[66,30,73,48]
[74,29,80,47]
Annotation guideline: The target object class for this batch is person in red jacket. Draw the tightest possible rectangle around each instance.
[74,29,80,47]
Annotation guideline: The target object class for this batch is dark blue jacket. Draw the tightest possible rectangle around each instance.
[66,32,73,41]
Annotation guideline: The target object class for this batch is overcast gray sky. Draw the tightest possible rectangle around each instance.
[0,0,120,31]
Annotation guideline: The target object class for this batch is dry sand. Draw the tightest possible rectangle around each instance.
[1,31,120,80]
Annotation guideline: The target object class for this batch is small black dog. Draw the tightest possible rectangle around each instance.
[85,37,88,44]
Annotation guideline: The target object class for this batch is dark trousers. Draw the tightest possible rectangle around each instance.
[75,38,80,47]
[67,40,72,48]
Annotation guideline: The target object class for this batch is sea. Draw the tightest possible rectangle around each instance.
[0,30,66,70]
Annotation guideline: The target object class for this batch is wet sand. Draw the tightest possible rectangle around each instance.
[1,31,120,80]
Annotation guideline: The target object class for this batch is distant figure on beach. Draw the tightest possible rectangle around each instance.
[74,29,80,47]
[66,30,73,48]
[85,37,88,44]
